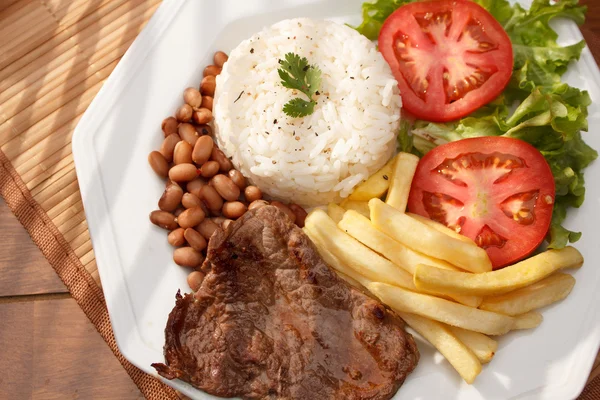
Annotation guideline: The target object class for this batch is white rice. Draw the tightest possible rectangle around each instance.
[213,18,402,207]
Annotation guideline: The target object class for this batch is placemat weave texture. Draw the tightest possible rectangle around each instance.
[0,1,598,399]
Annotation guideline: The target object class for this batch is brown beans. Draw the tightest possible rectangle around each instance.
[173,141,193,165]
[192,108,212,125]
[271,201,296,223]
[186,178,206,197]
[161,116,178,136]
[244,186,262,202]
[201,96,213,111]
[214,51,228,67]
[199,185,223,211]
[150,210,178,230]
[160,133,181,162]
[167,228,186,247]
[183,87,202,108]
[148,151,169,178]
[211,147,233,172]
[197,219,219,240]
[200,160,220,178]
[169,163,198,182]
[203,65,222,77]
[200,75,216,97]
[184,228,207,251]
[173,207,185,217]
[182,192,202,209]
[289,204,307,227]
[228,169,246,189]
[178,123,199,146]
[158,181,183,212]
[211,174,240,201]
[192,135,214,165]
[178,207,205,229]
[222,201,247,219]
[195,124,212,136]
[176,104,193,122]
[174,247,205,268]
[187,270,205,291]
[248,199,269,210]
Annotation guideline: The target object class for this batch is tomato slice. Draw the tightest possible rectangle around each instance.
[407,137,555,269]
[378,0,513,122]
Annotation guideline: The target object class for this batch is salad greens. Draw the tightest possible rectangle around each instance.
[355,0,597,249]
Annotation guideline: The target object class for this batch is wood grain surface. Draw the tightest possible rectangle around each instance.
[0,0,599,399]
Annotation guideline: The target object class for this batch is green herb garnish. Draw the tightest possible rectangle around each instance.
[278,52,322,118]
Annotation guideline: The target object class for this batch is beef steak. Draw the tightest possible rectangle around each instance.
[152,206,419,399]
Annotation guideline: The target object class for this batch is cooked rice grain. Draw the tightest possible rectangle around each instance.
[214,18,401,207]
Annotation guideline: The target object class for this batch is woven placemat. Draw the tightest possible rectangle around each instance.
[0,1,597,399]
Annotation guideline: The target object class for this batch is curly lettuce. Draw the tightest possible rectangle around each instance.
[355,0,596,248]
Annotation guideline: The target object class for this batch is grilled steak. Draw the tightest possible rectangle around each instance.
[152,206,419,399]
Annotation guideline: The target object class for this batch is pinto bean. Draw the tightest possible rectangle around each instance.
[176,104,193,122]
[200,76,216,97]
[177,207,206,229]
[150,210,178,230]
[148,151,169,178]
[183,87,202,108]
[169,163,199,182]
[200,96,213,111]
[158,181,183,212]
[178,123,199,146]
[192,108,212,125]
[211,174,240,202]
[289,204,307,227]
[186,178,206,198]
[161,117,178,137]
[184,228,207,251]
[203,65,222,77]
[182,192,202,209]
[228,169,246,189]
[222,201,247,219]
[197,219,219,240]
[174,247,204,268]
[210,147,233,172]
[200,160,220,178]
[160,133,181,163]
[187,270,206,291]
[192,135,214,165]
[213,51,228,67]
[199,185,223,212]
[244,186,262,202]
[173,141,193,165]
[167,228,186,247]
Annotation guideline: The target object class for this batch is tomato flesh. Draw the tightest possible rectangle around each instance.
[379,0,513,122]
[407,137,555,268]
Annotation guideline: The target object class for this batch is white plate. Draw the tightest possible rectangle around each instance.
[71,0,600,399]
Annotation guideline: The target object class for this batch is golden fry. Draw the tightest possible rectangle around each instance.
[447,326,498,364]
[305,210,415,290]
[348,156,395,201]
[479,273,576,316]
[327,203,346,224]
[340,199,370,219]
[414,247,583,296]
[385,152,419,212]
[367,283,514,335]
[407,212,475,245]
[339,211,482,307]
[369,199,492,273]
[399,312,482,384]
[512,312,543,330]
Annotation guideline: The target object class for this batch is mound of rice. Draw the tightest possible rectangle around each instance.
[213,18,402,207]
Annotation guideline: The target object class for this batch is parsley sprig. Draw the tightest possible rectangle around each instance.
[278,53,322,118]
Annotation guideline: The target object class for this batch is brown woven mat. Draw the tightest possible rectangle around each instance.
[0,0,598,399]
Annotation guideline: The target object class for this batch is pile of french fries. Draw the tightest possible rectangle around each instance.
[304,152,584,384]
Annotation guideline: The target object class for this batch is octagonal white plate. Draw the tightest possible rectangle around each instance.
[71,0,600,399]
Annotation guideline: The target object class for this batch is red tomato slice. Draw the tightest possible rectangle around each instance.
[407,137,555,269]
[378,0,513,122]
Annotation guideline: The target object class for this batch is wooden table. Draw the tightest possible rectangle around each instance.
[0,1,599,398]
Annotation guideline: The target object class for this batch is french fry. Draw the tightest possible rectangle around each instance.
[398,312,482,384]
[304,227,372,290]
[327,203,346,224]
[339,211,482,307]
[447,326,498,364]
[305,210,416,290]
[348,156,395,201]
[512,312,543,330]
[479,273,576,316]
[407,212,475,245]
[367,283,515,335]
[385,152,420,212]
[340,199,370,219]
[369,199,492,273]
[414,247,583,297]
